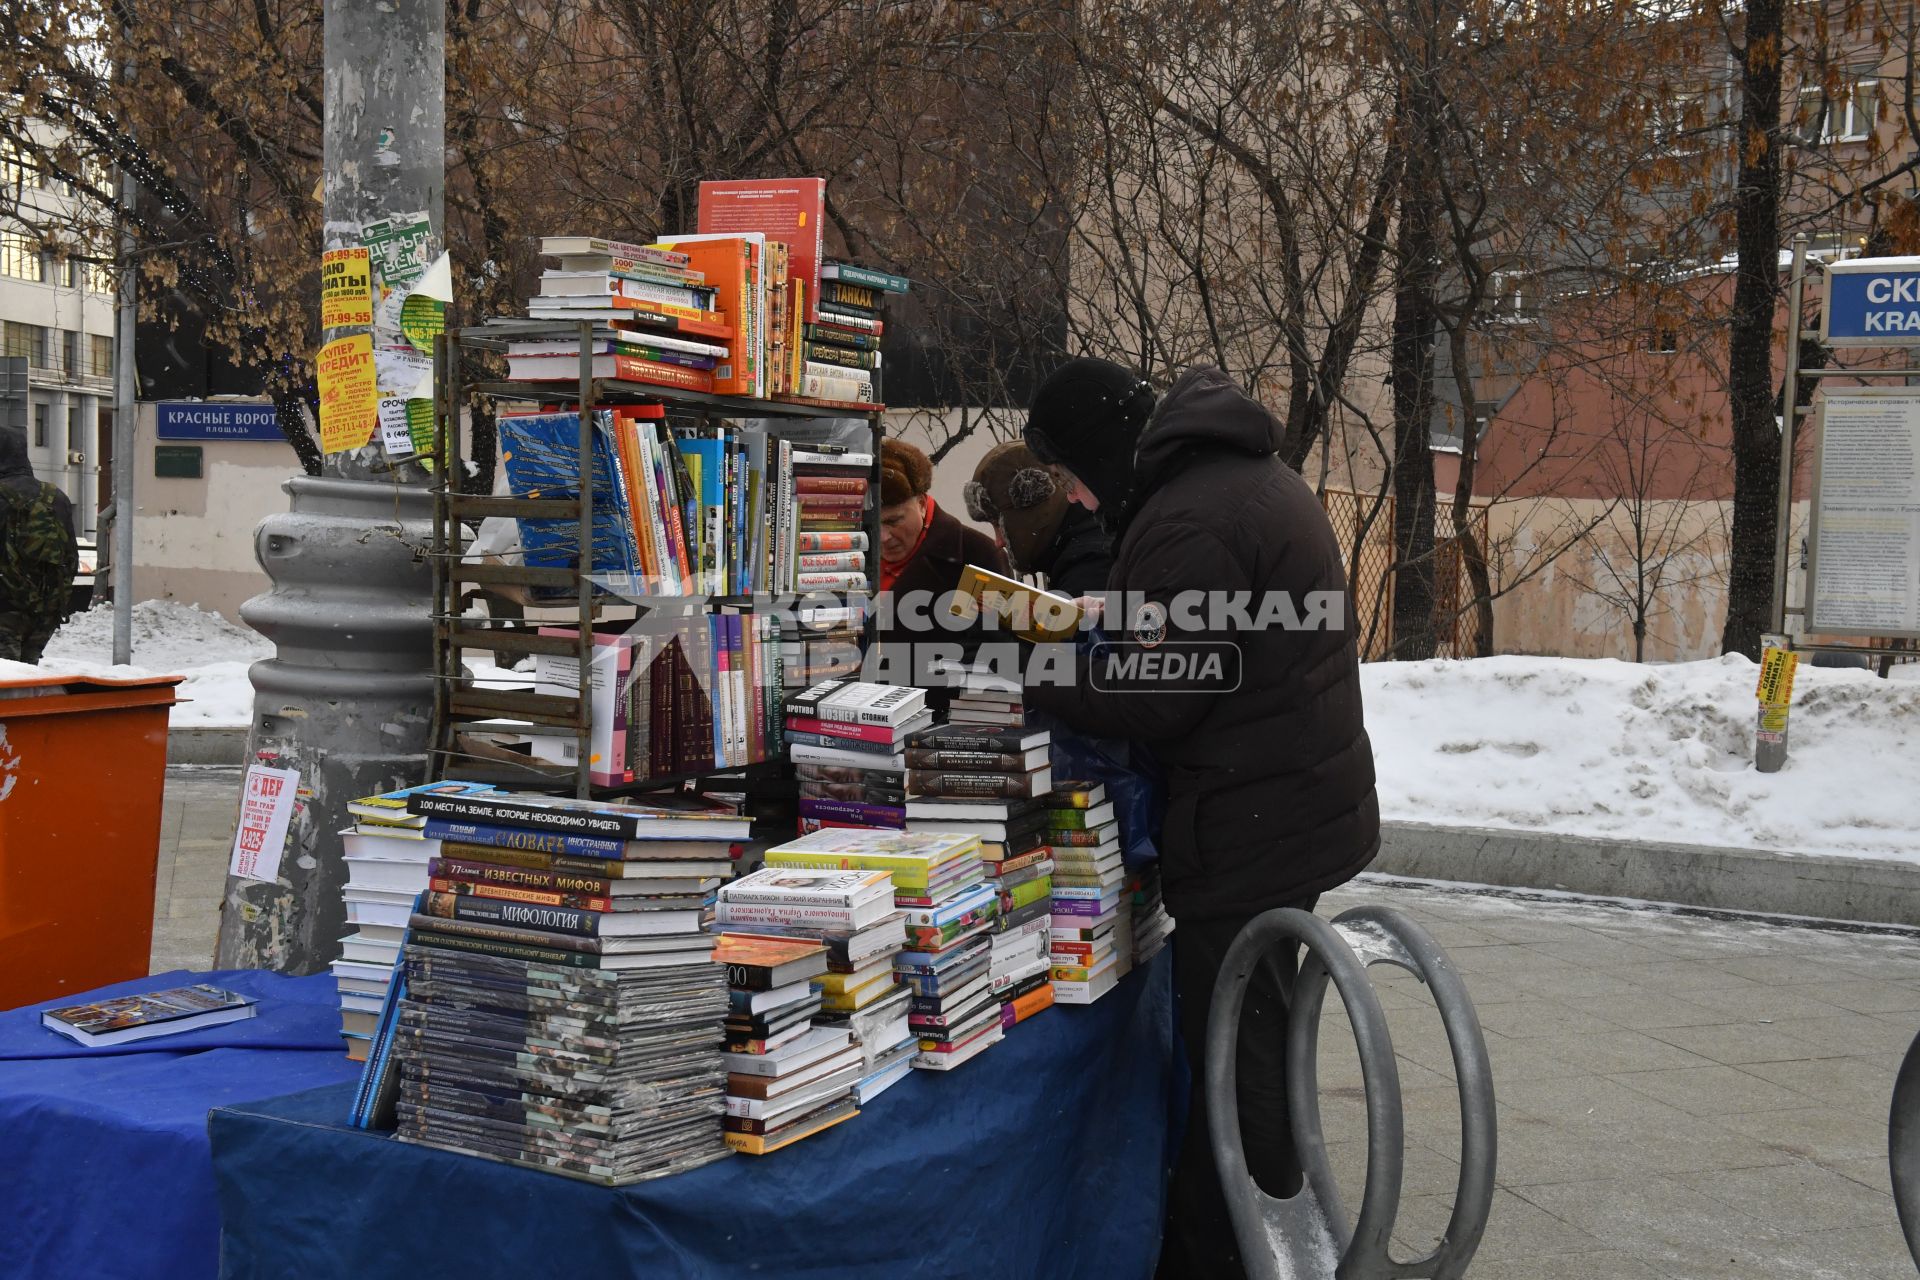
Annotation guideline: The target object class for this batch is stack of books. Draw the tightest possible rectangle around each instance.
[712,934,863,1154]
[713,861,915,1104]
[390,941,732,1184]
[790,445,876,591]
[805,260,910,404]
[761,828,997,1070]
[1128,863,1174,968]
[943,666,1028,729]
[335,789,440,1059]
[785,678,931,831]
[380,786,750,1182]
[1046,787,1132,1004]
[781,599,865,694]
[514,237,732,395]
[900,721,1056,1033]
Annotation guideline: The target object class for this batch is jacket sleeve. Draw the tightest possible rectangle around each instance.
[1025,518,1248,743]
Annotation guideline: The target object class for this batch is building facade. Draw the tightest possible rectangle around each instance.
[0,135,116,538]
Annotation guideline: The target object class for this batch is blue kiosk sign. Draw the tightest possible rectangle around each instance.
[1822,257,1920,345]
[155,401,284,442]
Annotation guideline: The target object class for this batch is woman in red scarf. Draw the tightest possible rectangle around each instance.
[872,438,1008,663]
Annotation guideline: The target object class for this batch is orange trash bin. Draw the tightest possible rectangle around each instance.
[0,670,182,1010]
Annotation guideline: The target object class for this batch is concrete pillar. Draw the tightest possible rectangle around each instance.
[214,0,445,974]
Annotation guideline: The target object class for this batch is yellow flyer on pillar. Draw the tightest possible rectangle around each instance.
[320,247,374,328]
[317,334,378,452]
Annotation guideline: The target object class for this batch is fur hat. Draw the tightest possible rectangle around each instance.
[965,441,1069,573]
[880,438,934,507]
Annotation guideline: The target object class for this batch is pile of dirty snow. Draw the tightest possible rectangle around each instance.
[1362,654,1920,861]
[31,601,272,727]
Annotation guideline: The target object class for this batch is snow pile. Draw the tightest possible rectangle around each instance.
[1363,654,1920,861]
[34,601,272,727]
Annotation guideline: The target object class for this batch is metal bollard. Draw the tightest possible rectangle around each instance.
[1888,1026,1920,1272]
[1207,906,1498,1279]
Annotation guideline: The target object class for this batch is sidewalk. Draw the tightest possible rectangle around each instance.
[153,766,1920,1278]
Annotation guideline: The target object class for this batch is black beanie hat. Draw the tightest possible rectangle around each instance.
[1022,357,1155,522]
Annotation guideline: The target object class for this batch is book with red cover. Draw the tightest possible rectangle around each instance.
[697,178,826,324]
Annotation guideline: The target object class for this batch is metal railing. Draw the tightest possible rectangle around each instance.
[1208,906,1498,1279]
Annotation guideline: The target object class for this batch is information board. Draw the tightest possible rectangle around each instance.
[156,401,283,442]
[1807,389,1920,637]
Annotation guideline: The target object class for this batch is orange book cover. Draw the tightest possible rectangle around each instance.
[608,410,660,582]
[698,178,825,323]
[711,932,828,969]
[609,355,714,394]
[653,236,757,396]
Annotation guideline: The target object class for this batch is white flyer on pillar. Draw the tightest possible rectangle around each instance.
[229,764,300,882]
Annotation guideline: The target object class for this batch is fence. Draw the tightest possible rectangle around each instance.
[1320,487,1488,660]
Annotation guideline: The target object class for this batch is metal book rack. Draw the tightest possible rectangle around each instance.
[430,319,886,798]
[1207,905,1497,1280]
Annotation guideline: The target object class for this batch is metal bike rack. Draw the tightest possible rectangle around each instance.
[1206,906,1498,1279]
[1888,1026,1920,1272]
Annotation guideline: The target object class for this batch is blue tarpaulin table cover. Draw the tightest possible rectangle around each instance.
[209,948,1178,1280]
[0,968,360,1280]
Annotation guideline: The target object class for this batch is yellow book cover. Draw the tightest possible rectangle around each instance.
[946,564,1082,643]
[723,1102,858,1155]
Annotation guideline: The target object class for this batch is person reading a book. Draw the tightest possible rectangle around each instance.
[872,438,1009,671]
[963,442,1113,598]
[1020,357,1379,1280]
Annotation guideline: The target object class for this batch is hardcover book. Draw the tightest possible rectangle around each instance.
[42,984,258,1047]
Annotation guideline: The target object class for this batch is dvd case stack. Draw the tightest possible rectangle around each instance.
[1046,788,1131,1004]
[376,783,749,1181]
[760,827,998,1071]
[785,678,931,831]
[394,945,732,1184]
[712,863,915,1104]
[713,934,863,1154]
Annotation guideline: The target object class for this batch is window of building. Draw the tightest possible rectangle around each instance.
[86,261,113,295]
[0,234,44,282]
[0,138,33,193]
[1648,328,1679,354]
[1800,73,1880,143]
[60,329,78,377]
[32,403,48,449]
[66,404,80,456]
[3,322,45,364]
[1489,270,1542,322]
[91,334,113,379]
[64,258,80,289]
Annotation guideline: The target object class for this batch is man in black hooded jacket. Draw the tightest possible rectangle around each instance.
[1022,358,1378,1279]
[0,426,77,663]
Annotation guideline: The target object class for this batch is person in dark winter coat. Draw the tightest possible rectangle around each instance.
[1022,358,1378,1280]
[871,437,1009,669]
[962,441,1113,598]
[0,426,77,663]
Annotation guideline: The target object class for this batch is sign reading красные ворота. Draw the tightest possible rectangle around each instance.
[1824,257,1920,344]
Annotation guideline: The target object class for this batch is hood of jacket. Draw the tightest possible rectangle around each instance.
[0,426,32,480]
[1135,367,1280,475]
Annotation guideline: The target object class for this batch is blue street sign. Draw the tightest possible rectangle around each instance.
[155,401,285,442]
[1824,258,1920,346]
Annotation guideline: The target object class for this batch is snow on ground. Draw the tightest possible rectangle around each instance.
[31,601,272,727]
[21,602,1920,860]
[1363,653,1920,861]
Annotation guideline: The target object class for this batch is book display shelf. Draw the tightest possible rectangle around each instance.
[429,319,885,800]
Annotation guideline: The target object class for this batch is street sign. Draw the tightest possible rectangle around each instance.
[1823,256,1920,346]
[155,401,284,442]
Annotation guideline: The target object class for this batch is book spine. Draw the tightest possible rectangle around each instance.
[721,880,873,908]
[716,902,865,929]
[428,878,615,913]
[765,852,931,892]
[803,342,881,370]
[421,889,602,937]
[785,716,901,744]
[798,797,906,827]
[906,771,1044,799]
[903,749,1028,770]
[407,794,640,839]
[420,820,625,860]
[796,531,868,552]
[408,929,599,969]
[432,855,619,894]
[1047,829,1109,847]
